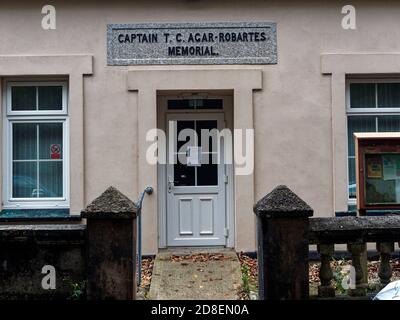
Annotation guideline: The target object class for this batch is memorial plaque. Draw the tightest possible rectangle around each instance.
[107,22,277,65]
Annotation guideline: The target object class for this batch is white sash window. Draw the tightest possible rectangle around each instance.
[347,79,400,204]
[3,81,69,209]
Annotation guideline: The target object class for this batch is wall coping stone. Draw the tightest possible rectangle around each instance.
[254,185,313,218]
[81,186,137,219]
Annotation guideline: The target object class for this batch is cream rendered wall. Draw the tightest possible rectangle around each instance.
[1,0,400,253]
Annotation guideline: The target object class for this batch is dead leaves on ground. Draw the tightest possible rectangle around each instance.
[238,252,258,300]
[139,257,154,289]
[169,253,236,263]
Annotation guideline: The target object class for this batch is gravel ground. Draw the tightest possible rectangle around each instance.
[238,252,400,299]
[138,253,400,300]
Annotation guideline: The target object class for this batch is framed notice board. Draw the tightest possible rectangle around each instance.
[354,133,400,215]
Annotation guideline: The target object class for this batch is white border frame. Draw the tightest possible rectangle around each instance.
[157,94,235,248]
[6,81,68,116]
[128,68,261,254]
[321,53,400,214]
[345,78,400,205]
[3,81,70,209]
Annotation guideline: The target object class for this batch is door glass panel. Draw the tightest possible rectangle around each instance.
[174,120,195,186]
[172,118,220,187]
[197,120,218,151]
[196,120,219,186]
[176,120,195,151]
[174,162,195,186]
[198,154,218,186]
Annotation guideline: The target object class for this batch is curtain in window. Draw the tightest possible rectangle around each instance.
[378,115,400,132]
[347,116,376,157]
[38,86,63,110]
[12,123,63,198]
[378,83,400,108]
[11,85,63,111]
[11,87,36,111]
[350,83,375,108]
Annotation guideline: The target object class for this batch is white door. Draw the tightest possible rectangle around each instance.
[166,113,226,246]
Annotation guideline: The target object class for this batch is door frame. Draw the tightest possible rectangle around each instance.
[157,93,235,248]
[128,68,261,254]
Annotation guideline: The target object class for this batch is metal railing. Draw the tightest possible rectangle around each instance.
[135,186,153,286]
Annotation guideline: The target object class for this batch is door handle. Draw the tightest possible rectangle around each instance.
[168,178,175,193]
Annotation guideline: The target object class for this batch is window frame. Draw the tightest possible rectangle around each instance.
[346,78,400,205]
[6,81,68,116]
[3,81,69,209]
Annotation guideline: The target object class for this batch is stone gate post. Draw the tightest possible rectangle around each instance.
[254,185,313,300]
[82,186,137,300]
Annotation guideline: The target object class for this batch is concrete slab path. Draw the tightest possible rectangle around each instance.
[148,249,242,300]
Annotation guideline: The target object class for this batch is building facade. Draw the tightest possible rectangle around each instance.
[1,0,400,254]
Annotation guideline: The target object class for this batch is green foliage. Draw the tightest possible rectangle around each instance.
[332,258,349,294]
[241,264,251,298]
[70,281,86,300]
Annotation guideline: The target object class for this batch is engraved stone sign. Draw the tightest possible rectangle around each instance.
[107,22,277,65]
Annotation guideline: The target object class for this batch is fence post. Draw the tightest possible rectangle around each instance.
[254,185,313,300]
[82,186,137,300]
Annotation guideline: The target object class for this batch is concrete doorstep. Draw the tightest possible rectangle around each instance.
[148,249,242,300]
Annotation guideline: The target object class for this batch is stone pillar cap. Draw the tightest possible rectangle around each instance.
[81,186,137,219]
[253,185,313,218]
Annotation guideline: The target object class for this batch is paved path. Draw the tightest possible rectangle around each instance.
[148,249,242,300]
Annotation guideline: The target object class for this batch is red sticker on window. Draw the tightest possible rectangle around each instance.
[50,144,61,159]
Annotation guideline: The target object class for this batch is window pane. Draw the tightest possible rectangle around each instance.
[176,120,195,152]
[378,115,400,132]
[174,161,195,186]
[350,83,375,108]
[39,123,63,159]
[168,100,191,109]
[365,154,398,205]
[13,162,37,198]
[39,161,63,197]
[168,99,223,110]
[195,99,223,109]
[11,86,36,111]
[13,123,37,160]
[196,120,218,151]
[197,155,218,186]
[38,86,63,110]
[347,116,376,157]
[378,83,400,108]
[348,158,356,198]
